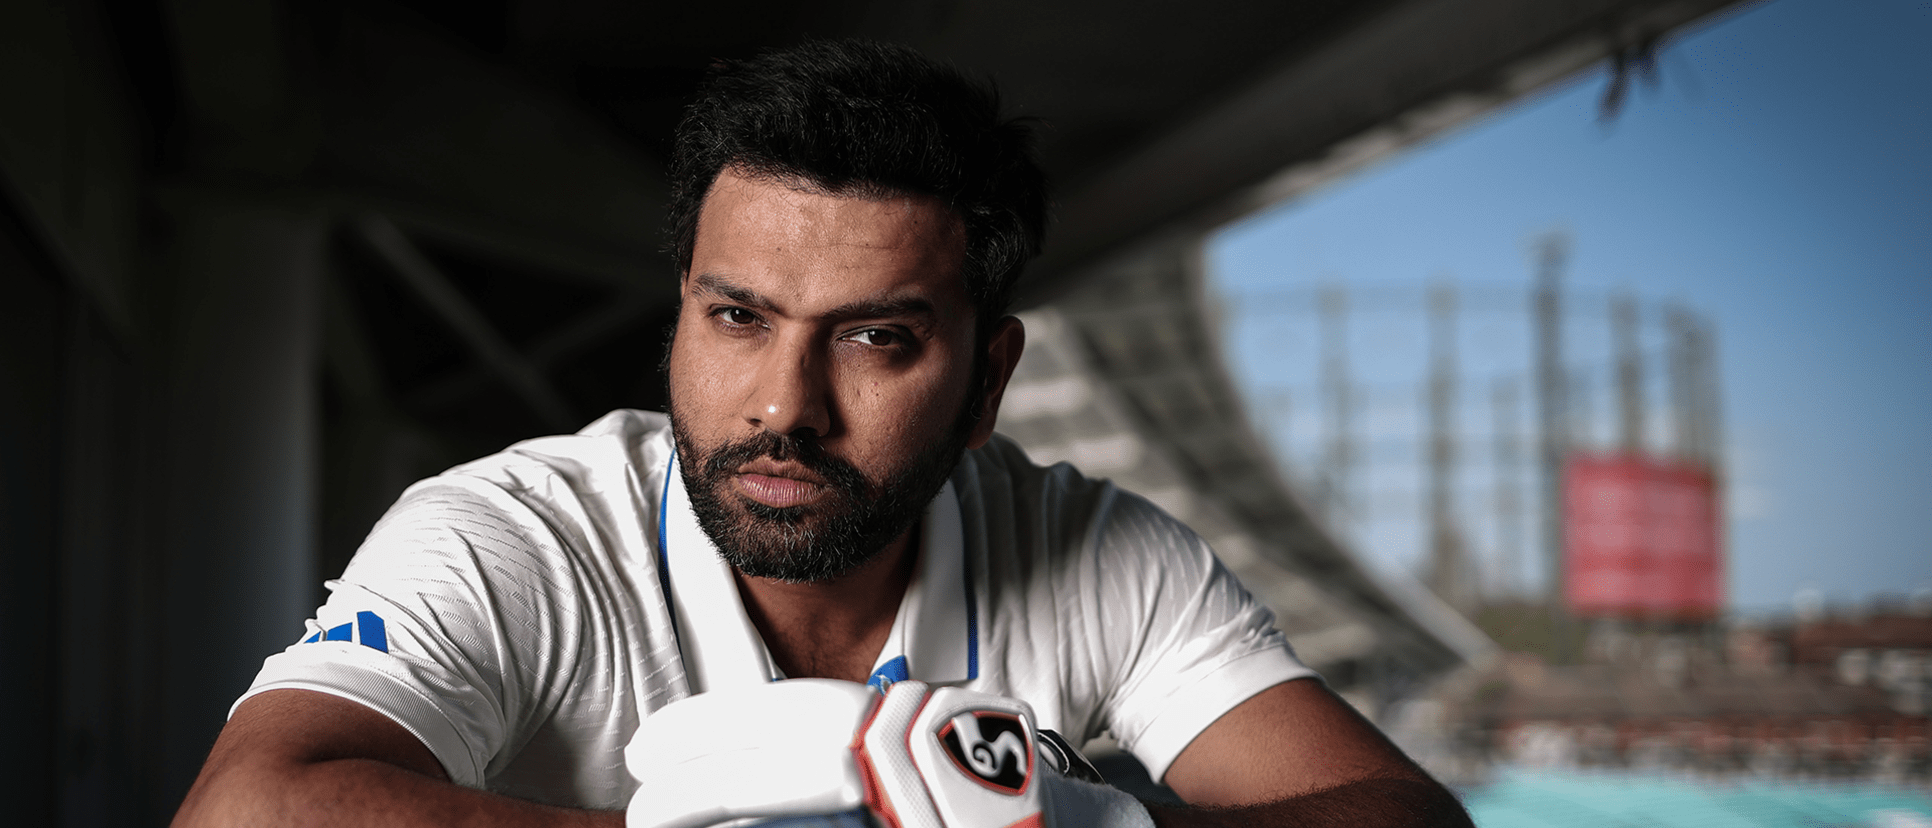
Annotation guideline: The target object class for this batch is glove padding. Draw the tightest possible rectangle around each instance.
[625,679,1152,828]
[857,680,1046,828]
[625,679,876,828]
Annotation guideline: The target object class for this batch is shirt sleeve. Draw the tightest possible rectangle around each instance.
[235,477,588,788]
[1088,490,1319,783]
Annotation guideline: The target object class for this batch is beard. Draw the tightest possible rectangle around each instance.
[667,401,975,584]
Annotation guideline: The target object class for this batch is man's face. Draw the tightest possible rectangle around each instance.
[665,169,1007,583]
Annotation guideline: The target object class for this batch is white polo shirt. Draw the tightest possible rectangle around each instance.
[237,410,1314,809]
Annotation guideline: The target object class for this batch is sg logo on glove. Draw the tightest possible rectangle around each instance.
[937,711,1031,794]
[864,682,1047,828]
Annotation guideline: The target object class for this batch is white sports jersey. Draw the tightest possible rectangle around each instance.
[238,410,1314,808]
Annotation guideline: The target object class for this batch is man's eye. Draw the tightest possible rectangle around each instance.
[718,308,758,326]
[851,329,900,347]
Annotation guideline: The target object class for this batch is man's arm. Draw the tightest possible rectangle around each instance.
[172,689,623,828]
[1148,678,1473,828]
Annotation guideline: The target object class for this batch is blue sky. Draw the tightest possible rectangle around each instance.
[1207,0,1932,615]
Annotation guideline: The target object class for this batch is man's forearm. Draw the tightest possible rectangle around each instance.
[173,754,624,828]
[173,688,623,828]
[1143,778,1474,828]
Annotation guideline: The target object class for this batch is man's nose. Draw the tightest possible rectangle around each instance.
[741,334,833,439]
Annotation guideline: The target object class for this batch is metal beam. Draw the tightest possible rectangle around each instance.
[356,214,579,432]
[405,285,667,414]
[354,194,673,294]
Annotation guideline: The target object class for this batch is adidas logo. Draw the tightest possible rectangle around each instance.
[303,610,389,653]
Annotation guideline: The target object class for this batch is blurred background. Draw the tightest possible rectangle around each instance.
[2,0,1926,825]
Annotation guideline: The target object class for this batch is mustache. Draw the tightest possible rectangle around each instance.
[699,430,871,501]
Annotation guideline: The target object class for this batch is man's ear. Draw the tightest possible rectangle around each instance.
[967,316,1026,450]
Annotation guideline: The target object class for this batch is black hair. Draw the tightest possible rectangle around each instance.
[666,39,1049,328]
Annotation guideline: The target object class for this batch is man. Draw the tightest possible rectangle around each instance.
[174,40,1471,827]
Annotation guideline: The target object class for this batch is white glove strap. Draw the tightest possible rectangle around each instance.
[1041,775,1156,828]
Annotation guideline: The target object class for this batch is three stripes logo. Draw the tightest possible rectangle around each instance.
[303,610,389,653]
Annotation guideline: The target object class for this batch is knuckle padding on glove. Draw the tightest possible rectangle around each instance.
[859,682,1046,828]
[627,679,1144,828]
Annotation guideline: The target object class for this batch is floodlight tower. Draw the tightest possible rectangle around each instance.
[1532,233,1571,658]
[1425,282,1476,612]
[1318,285,1356,534]
[1492,379,1524,600]
[1613,293,1645,455]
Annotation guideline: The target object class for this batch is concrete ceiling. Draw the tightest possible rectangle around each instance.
[357,0,1750,296]
[113,0,1752,291]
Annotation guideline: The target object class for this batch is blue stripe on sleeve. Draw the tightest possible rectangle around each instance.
[357,611,388,653]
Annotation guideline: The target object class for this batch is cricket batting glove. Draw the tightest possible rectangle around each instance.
[625,679,877,828]
[858,680,1048,828]
[625,679,1153,828]
[855,680,1154,828]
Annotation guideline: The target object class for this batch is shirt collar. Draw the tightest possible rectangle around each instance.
[659,451,977,694]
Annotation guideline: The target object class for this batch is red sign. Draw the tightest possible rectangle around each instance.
[1563,453,1722,619]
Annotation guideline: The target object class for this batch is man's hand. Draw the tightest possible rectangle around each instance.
[1151,678,1473,828]
[623,680,878,828]
[171,689,621,828]
[625,679,1153,828]
[859,680,1100,828]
